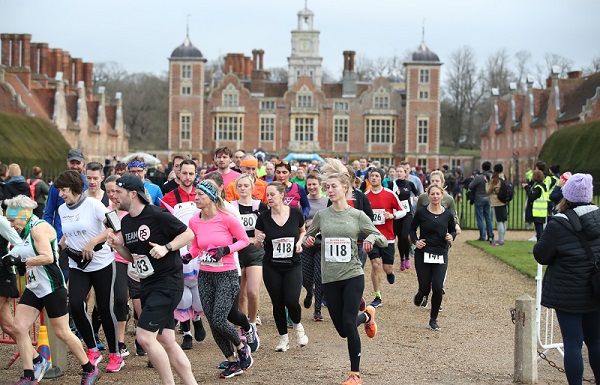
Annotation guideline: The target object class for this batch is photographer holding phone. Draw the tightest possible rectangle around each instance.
[54,170,123,373]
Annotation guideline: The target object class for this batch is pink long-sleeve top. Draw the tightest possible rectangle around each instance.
[188,210,249,273]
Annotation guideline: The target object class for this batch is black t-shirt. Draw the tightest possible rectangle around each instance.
[161,179,179,195]
[409,206,456,255]
[237,201,269,238]
[255,207,304,266]
[121,204,187,290]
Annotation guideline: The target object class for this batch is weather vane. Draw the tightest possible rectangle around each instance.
[187,14,191,37]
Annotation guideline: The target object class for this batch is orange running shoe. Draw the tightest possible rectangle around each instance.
[342,372,362,385]
[364,305,377,338]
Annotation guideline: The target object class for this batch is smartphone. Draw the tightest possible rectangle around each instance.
[105,210,121,233]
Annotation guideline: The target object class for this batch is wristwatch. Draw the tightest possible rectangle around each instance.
[165,243,173,252]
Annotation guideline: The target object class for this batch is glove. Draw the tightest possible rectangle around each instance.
[2,254,26,276]
[207,246,231,262]
[181,253,194,264]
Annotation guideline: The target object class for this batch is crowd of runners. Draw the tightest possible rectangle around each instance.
[2,148,596,385]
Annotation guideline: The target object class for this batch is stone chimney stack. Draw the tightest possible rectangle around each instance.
[342,50,357,97]
[0,34,10,66]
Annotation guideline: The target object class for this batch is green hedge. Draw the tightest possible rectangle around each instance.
[539,120,600,186]
[0,112,71,179]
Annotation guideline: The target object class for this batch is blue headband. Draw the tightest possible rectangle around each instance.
[128,160,146,169]
[197,181,219,203]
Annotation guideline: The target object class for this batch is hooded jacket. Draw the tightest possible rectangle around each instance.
[533,205,600,312]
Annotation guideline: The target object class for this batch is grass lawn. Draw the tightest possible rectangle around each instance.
[467,240,543,278]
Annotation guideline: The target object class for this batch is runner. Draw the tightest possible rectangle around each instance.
[410,183,456,330]
[225,154,268,203]
[301,172,329,321]
[107,174,197,385]
[304,158,387,385]
[364,168,406,308]
[231,173,268,351]
[210,146,241,188]
[4,195,100,385]
[392,165,418,271]
[274,161,310,218]
[161,154,186,195]
[186,179,253,378]
[254,181,308,352]
[54,171,122,372]
[127,157,163,206]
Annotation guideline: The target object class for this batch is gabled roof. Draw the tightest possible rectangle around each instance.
[557,72,600,123]
[530,90,549,128]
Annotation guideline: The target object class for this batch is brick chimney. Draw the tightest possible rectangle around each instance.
[11,34,20,67]
[252,49,258,70]
[567,70,582,79]
[21,34,31,69]
[30,43,39,73]
[39,43,49,76]
[258,49,264,70]
[73,58,83,85]
[62,51,71,86]
[0,34,9,66]
[83,62,94,97]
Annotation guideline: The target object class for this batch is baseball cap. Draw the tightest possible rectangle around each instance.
[67,149,84,162]
[117,174,150,205]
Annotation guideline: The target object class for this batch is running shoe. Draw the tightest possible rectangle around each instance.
[219,361,242,378]
[400,260,406,271]
[295,325,308,347]
[363,305,377,338]
[439,306,443,312]
[106,353,124,373]
[493,241,505,246]
[421,295,428,309]
[322,298,327,308]
[359,297,366,312]
[135,339,146,356]
[386,272,396,284]
[147,360,153,368]
[528,236,537,242]
[275,334,289,352]
[342,372,363,385]
[255,313,262,325]
[243,326,255,346]
[181,335,193,350]
[217,361,229,370]
[33,355,50,381]
[86,349,102,366]
[303,289,313,309]
[118,342,130,358]
[313,311,324,322]
[237,343,253,370]
[94,333,106,351]
[429,319,441,331]
[246,324,260,353]
[405,259,412,269]
[193,318,206,342]
[80,366,101,385]
[11,377,38,385]
[369,296,382,308]
[413,292,424,307]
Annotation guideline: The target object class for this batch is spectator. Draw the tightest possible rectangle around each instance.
[27,166,50,218]
[469,161,494,243]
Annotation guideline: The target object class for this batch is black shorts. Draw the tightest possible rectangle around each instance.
[494,205,508,222]
[239,244,264,268]
[368,243,395,265]
[19,287,68,318]
[0,267,19,298]
[128,277,141,299]
[139,287,183,333]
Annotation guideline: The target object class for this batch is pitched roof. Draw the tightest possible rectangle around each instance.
[557,72,600,123]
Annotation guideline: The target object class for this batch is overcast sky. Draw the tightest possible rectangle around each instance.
[2,0,599,82]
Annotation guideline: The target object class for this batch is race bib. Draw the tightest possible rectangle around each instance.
[131,254,155,279]
[26,266,39,289]
[127,262,140,282]
[240,213,258,232]
[399,200,411,213]
[372,209,386,225]
[423,252,445,264]
[272,237,295,259]
[199,250,224,267]
[324,238,352,263]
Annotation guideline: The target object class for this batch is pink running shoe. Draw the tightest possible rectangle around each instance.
[405,259,412,269]
[400,260,406,271]
[86,349,102,366]
[106,353,124,373]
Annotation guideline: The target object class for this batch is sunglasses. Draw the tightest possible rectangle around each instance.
[275,161,289,165]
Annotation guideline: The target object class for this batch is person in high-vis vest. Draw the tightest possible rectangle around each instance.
[523,170,549,241]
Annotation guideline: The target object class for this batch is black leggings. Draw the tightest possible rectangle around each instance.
[393,215,412,261]
[69,262,118,353]
[414,249,448,321]
[263,263,302,335]
[301,245,323,313]
[113,262,129,322]
[323,275,366,373]
[227,277,250,332]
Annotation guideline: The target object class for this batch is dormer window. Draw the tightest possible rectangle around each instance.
[222,84,239,107]
[297,86,313,108]
[373,87,390,109]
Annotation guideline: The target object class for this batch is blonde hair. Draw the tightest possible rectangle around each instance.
[4,194,38,210]
[320,158,351,187]
[235,173,255,192]
[8,163,21,178]
[426,183,445,196]
[429,170,445,184]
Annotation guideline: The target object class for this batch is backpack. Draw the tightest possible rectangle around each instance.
[497,179,514,203]
[26,178,41,200]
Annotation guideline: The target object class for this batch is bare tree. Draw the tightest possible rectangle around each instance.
[354,54,374,81]
[481,48,515,95]
[514,50,532,91]
[583,56,600,75]
[266,67,288,82]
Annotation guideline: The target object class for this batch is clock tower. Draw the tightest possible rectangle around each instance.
[288,2,323,88]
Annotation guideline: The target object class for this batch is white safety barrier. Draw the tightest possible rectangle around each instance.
[535,264,564,358]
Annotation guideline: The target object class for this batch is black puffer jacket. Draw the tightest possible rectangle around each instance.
[533,205,600,312]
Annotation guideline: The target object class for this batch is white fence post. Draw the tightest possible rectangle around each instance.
[514,294,538,384]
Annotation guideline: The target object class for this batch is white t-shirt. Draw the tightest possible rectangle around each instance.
[59,197,114,272]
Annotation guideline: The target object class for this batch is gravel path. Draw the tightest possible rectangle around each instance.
[1,230,581,384]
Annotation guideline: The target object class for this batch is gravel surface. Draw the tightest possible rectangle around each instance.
[1,230,585,384]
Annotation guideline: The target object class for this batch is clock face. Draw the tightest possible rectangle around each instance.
[301,39,310,50]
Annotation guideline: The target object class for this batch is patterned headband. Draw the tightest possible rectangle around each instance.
[6,206,33,219]
[197,181,219,203]
[128,160,146,169]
